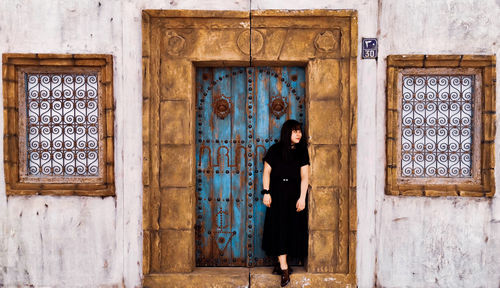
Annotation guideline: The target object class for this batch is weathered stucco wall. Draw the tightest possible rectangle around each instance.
[375,0,500,287]
[0,0,498,287]
[0,1,128,287]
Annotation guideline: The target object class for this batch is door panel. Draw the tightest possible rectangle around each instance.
[195,67,306,267]
[196,68,248,267]
[252,67,306,266]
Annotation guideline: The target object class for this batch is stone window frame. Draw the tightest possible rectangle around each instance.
[386,55,496,197]
[3,54,115,196]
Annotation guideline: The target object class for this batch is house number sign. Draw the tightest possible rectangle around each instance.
[362,38,378,59]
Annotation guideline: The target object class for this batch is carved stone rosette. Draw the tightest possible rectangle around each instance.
[237,30,264,55]
[165,31,186,56]
[314,30,340,52]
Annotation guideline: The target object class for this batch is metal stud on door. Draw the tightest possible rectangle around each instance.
[195,67,306,267]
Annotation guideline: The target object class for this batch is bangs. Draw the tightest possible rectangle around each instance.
[291,123,302,131]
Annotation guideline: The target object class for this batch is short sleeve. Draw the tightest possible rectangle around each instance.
[299,147,310,167]
[263,144,276,167]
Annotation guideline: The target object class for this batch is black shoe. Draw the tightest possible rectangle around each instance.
[273,265,293,275]
[272,263,281,275]
[280,268,290,287]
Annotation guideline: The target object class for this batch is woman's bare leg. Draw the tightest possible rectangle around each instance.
[278,254,288,270]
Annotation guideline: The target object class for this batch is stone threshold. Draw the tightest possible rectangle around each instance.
[144,267,355,288]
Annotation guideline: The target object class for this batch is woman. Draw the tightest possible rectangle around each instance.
[261,119,310,287]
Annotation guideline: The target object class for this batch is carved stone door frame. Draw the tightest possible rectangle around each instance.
[142,10,358,287]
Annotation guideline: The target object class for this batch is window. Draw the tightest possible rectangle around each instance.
[386,55,495,197]
[3,54,114,196]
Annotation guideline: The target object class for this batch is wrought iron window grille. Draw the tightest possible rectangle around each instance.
[400,75,475,179]
[24,73,100,178]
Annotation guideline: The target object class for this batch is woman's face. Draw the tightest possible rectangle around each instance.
[291,129,302,144]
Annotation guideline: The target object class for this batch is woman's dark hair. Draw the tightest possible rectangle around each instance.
[279,119,307,160]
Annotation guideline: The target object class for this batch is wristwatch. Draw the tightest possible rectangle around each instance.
[261,189,270,195]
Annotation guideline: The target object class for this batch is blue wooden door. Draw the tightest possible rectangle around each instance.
[195,67,306,267]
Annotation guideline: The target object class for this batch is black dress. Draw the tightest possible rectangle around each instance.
[262,143,310,258]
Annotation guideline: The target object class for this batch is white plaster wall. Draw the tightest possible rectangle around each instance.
[0,1,126,287]
[0,0,499,287]
[375,0,500,287]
